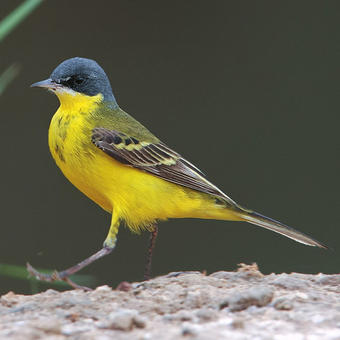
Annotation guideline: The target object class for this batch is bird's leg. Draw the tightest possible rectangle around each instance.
[27,215,120,290]
[144,225,158,280]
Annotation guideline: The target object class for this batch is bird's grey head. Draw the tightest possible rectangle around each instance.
[50,57,116,102]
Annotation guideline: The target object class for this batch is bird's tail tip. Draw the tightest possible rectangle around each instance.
[238,209,328,250]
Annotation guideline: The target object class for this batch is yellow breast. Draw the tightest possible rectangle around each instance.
[48,91,114,212]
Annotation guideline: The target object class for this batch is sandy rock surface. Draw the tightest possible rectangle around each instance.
[1,264,340,340]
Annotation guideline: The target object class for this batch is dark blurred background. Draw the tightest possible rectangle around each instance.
[1,1,338,294]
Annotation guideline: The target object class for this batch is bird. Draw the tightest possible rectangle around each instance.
[28,57,327,289]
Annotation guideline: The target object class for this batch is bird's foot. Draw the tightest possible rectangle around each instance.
[26,263,92,291]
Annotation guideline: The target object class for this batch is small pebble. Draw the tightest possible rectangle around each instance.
[116,281,132,292]
[98,309,138,331]
[182,324,198,336]
[95,285,112,292]
[133,315,147,328]
[274,298,293,311]
[196,308,218,322]
[220,286,274,312]
[231,318,245,329]
[271,274,307,290]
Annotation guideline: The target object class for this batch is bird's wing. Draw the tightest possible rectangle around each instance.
[91,127,237,205]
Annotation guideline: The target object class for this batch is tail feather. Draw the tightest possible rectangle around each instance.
[238,210,328,249]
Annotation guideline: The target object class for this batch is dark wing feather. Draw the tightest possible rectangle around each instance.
[91,127,236,205]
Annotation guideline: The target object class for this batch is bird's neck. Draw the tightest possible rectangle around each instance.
[56,91,103,113]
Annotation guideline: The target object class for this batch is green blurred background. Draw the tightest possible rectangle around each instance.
[0,1,338,294]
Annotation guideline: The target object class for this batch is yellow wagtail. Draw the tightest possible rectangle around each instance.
[29,57,326,289]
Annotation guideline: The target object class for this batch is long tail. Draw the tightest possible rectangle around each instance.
[236,209,328,249]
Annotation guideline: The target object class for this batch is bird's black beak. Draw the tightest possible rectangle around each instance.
[31,78,57,89]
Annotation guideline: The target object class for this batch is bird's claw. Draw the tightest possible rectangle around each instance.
[26,262,92,291]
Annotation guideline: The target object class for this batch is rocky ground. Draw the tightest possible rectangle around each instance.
[1,264,340,340]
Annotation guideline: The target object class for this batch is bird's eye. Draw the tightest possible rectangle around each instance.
[61,76,85,88]
[74,76,84,85]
